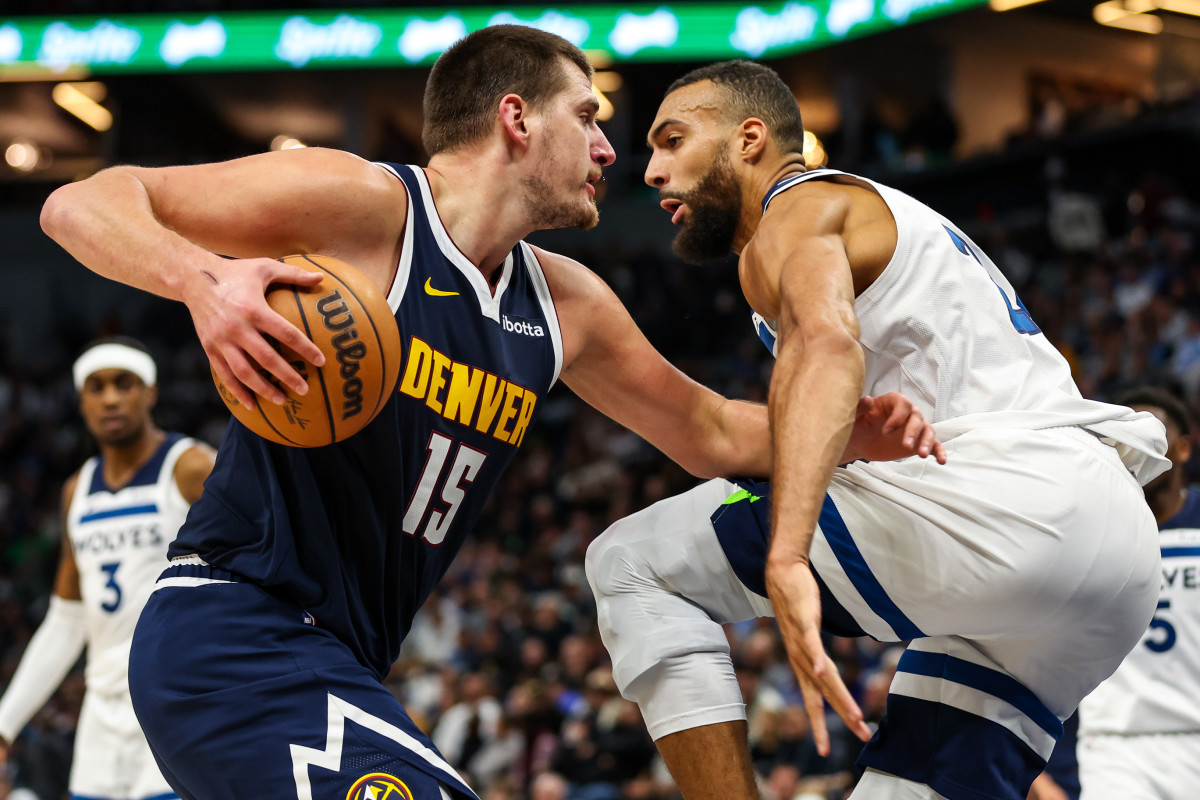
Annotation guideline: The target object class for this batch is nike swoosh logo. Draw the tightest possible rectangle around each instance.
[424,277,460,297]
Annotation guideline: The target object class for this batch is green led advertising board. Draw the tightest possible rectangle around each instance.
[0,1,985,74]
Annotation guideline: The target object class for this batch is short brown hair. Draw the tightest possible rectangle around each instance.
[423,25,594,155]
[667,61,806,156]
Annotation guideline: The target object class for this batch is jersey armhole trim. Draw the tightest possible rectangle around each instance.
[373,162,414,312]
[519,242,564,387]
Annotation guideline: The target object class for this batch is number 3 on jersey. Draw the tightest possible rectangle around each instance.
[403,432,487,545]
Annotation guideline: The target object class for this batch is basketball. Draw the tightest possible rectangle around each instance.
[212,254,402,447]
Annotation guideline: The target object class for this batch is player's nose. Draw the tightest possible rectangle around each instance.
[644,153,667,188]
[592,129,616,167]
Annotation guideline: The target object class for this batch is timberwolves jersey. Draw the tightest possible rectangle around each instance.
[1079,486,1200,735]
[67,433,193,695]
[174,163,562,678]
[754,168,1166,483]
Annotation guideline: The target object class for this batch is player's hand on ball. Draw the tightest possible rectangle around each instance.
[764,557,873,754]
[183,255,325,407]
[841,393,947,465]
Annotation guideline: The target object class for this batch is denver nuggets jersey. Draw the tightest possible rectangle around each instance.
[756,169,1166,483]
[1079,487,1200,735]
[67,433,193,695]
[173,163,562,678]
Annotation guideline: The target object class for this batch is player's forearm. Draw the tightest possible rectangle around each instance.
[705,396,772,478]
[0,597,86,742]
[40,168,223,303]
[766,331,864,562]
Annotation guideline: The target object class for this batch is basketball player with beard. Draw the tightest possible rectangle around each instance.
[40,29,940,800]
[0,337,215,800]
[585,61,1168,800]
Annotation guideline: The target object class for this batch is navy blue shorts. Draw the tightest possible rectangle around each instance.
[129,564,476,800]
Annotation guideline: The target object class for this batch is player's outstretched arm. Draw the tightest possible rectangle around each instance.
[0,477,87,753]
[743,190,875,753]
[40,148,405,406]
[542,247,772,479]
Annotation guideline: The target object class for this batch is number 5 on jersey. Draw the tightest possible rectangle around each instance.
[403,432,487,544]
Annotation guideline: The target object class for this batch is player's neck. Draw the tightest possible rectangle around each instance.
[734,159,810,253]
[100,426,165,489]
[422,160,531,284]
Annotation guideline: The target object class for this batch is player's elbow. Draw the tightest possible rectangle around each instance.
[39,182,76,243]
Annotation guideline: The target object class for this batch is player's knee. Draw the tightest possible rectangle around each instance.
[584,520,648,601]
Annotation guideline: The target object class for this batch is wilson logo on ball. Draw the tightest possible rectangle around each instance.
[211,254,402,448]
[315,290,367,420]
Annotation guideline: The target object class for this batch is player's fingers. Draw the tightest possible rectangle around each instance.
[257,309,326,367]
[271,262,325,286]
[881,393,912,434]
[226,349,286,405]
[856,396,874,418]
[898,405,926,448]
[817,657,871,743]
[243,334,310,396]
[208,350,257,408]
[934,440,949,464]
[798,674,831,757]
[916,421,937,457]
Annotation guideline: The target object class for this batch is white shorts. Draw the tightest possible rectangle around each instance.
[71,688,176,800]
[1078,733,1200,800]
[587,426,1160,800]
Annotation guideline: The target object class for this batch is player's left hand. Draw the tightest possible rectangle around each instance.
[840,393,947,465]
[765,557,874,755]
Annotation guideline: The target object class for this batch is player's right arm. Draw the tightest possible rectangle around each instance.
[40,148,407,406]
[0,475,88,762]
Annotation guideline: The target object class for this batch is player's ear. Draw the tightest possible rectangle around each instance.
[1178,432,1193,466]
[499,94,531,149]
[737,118,768,164]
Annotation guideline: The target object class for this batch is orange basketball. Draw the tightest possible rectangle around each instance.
[212,254,401,447]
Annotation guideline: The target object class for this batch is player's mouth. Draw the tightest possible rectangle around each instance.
[660,199,686,224]
[586,172,603,198]
[100,416,128,430]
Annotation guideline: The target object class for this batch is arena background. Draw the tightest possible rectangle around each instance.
[3,2,1200,798]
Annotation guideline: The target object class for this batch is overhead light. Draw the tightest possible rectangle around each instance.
[1094,0,1165,30]
[803,131,828,167]
[990,0,1050,11]
[593,71,624,92]
[52,82,113,131]
[270,134,306,150]
[593,86,615,122]
[6,141,41,171]
[1157,0,1200,15]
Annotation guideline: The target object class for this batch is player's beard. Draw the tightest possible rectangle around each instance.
[523,174,599,231]
[668,149,742,264]
[523,128,599,231]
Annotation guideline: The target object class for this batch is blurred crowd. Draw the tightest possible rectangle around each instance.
[4,150,1200,800]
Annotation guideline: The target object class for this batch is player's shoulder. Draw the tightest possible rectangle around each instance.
[525,244,611,305]
[61,468,83,509]
[173,440,217,505]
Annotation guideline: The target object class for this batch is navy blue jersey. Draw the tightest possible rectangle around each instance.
[173,163,562,678]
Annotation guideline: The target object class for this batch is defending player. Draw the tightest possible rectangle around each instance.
[585,61,1168,800]
[0,338,215,800]
[1075,386,1200,800]
[39,27,939,800]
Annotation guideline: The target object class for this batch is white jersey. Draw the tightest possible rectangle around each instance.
[67,433,194,695]
[1079,486,1200,735]
[755,168,1167,484]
